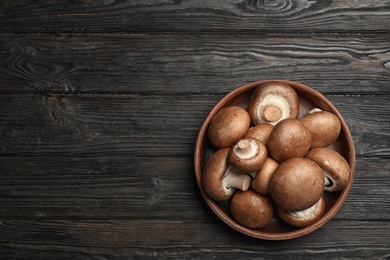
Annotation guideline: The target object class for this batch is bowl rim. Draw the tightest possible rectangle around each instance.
[194,79,356,240]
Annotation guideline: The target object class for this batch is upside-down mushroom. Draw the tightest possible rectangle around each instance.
[247,81,299,126]
[228,138,267,174]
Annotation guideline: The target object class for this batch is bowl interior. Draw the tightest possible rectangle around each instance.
[194,80,356,240]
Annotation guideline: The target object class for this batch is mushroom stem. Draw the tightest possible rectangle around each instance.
[234,139,259,159]
[222,166,251,194]
[248,171,257,178]
[259,95,291,125]
[237,139,250,150]
[263,105,282,122]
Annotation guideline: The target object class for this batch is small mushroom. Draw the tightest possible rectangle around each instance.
[243,123,273,144]
[202,148,251,201]
[267,118,312,162]
[230,189,274,229]
[305,147,351,192]
[228,138,268,173]
[208,106,251,149]
[247,81,299,126]
[270,157,324,212]
[277,197,325,227]
[252,157,279,194]
[299,108,341,148]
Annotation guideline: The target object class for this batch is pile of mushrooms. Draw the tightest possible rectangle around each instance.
[202,81,351,229]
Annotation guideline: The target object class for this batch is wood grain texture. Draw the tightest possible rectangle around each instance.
[0,155,203,220]
[0,34,389,94]
[1,0,389,258]
[0,219,388,259]
[0,0,389,33]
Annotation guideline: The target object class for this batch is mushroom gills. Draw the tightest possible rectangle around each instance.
[308,108,323,114]
[323,169,336,191]
[222,166,251,195]
[287,201,319,219]
[278,197,325,227]
[324,176,334,188]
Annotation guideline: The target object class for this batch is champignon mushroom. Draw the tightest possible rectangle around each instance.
[267,118,312,162]
[208,106,251,149]
[277,197,325,227]
[252,157,279,194]
[305,147,351,192]
[202,148,251,201]
[228,137,267,174]
[247,81,299,126]
[243,123,273,144]
[230,189,274,229]
[299,108,341,148]
[270,157,324,212]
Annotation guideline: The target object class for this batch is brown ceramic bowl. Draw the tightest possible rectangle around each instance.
[194,79,356,240]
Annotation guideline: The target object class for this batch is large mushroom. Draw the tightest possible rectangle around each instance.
[305,147,351,192]
[277,197,325,227]
[267,118,312,162]
[270,157,324,212]
[247,81,299,126]
[202,148,251,201]
[252,157,279,194]
[208,106,250,149]
[230,189,274,229]
[299,108,341,148]
[228,137,267,174]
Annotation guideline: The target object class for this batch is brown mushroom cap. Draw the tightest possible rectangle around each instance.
[244,123,273,144]
[305,148,351,192]
[202,148,251,201]
[277,197,325,227]
[270,157,325,211]
[252,157,279,194]
[228,138,268,173]
[299,109,341,148]
[208,106,250,149]
[247,81,299,126]
[230,189,274,229]
[267,118,312,162]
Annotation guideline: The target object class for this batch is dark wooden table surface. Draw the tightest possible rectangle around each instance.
[0,1,389,259]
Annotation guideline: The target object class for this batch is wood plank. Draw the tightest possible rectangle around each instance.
[0,156,204,220]
[0,94,213,157]
[0,34,389,94]
[0,219,388,259]
[0,94,389,158]
[0,155,388,221]
[0,1,389,33]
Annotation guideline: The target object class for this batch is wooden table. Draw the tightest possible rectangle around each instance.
[0,1,389,259]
